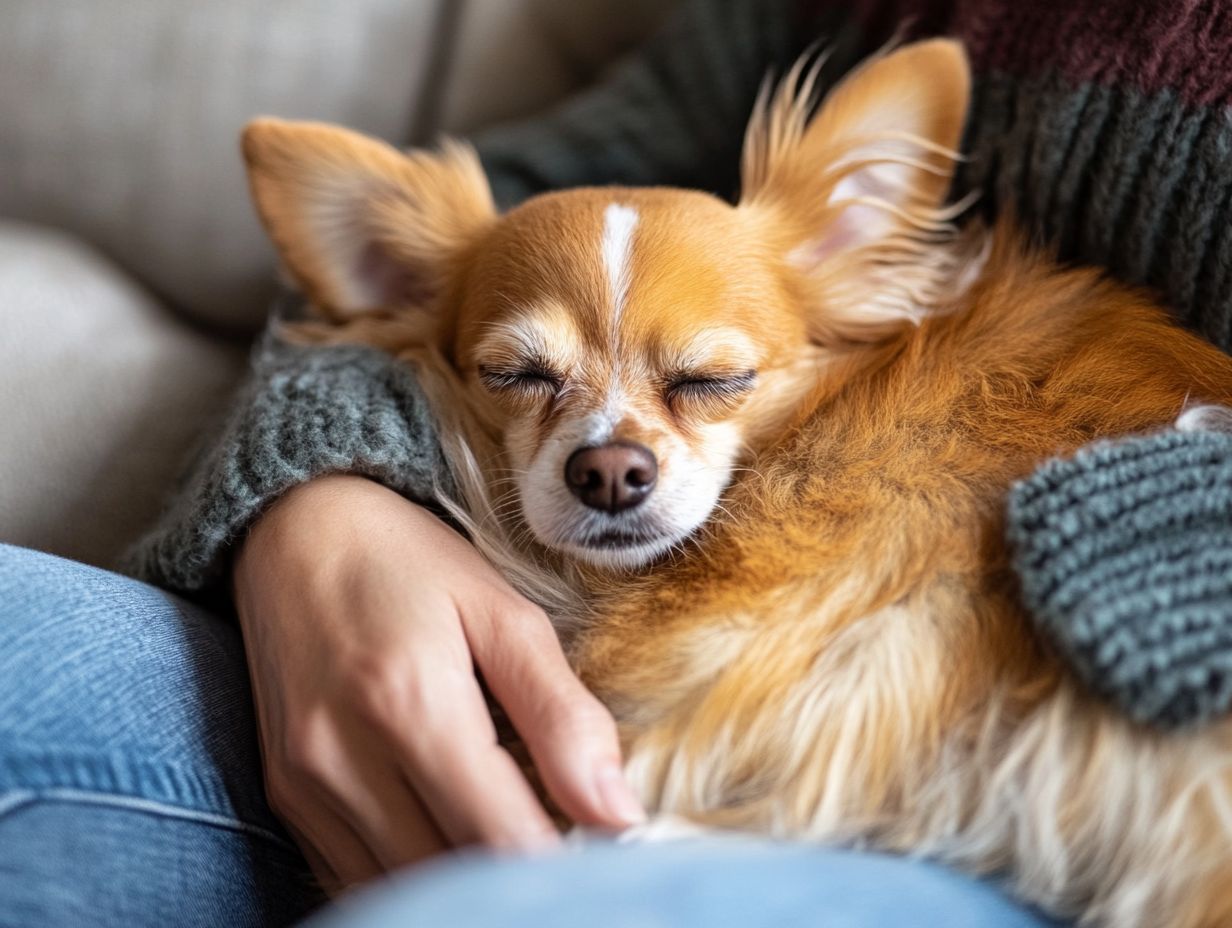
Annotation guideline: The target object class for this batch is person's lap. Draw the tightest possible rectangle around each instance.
[0,543,322,927]
[0,543,1061,927]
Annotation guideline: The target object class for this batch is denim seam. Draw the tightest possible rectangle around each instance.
[0,740,286,836]
[0,786,296,851]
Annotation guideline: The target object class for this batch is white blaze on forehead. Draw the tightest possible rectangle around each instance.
[601,203,639,329]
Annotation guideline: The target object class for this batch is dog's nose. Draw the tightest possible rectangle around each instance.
[565,442,658,513]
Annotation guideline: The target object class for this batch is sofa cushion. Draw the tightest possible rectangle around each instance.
[0,222,246,568]
[0,0,445,333]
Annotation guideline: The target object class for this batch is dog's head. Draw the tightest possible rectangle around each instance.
[242,40,969,570]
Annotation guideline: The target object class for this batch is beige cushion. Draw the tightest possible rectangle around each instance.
[0,222,246,568]
[0,0,445,333]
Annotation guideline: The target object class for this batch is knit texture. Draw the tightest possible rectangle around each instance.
[1009,430,1232,728]
[128,0,1232,728]
[124,298,452,593]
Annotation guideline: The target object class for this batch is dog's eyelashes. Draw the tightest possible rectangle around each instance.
[478,364,563,397]
[664,369,759,408]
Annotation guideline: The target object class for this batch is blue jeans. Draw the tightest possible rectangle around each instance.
[0,543,1061,927]
[310,842,1063,928]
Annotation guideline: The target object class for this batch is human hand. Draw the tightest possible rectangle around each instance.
[232,475,645,892]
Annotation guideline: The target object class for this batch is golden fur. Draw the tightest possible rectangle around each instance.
[242,40,1232,926]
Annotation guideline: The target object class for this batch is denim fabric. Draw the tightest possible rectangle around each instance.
[312,841,1065,928]
[0,544,323,927]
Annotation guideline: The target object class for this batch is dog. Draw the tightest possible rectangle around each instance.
[241,40,1232,927]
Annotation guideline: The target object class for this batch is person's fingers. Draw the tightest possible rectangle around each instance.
[346,771,448,870]
[264,712,403,890]
[275,794,384,895]
[303,717,450,869]
[464,599,646,830]
[358,653,563,851]
[291,832,338,891]
[408,735,563,852]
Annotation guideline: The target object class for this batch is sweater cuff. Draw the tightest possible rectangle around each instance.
[1008,428,1232,729]
[123,327,451,596]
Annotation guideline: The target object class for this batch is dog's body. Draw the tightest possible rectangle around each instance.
[242,40,1232,926]
[571,226,1232,926]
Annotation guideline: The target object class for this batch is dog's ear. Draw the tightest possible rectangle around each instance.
[242,119,496,320]
[740,40,971,341]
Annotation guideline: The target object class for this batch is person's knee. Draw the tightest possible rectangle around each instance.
[0,545,243,738]
[0,543,172,642]
[0,543,260,810]
[304,842,1062,928]
[0,545,306,924]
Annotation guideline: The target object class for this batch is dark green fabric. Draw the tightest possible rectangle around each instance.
[959,74,1232,351]
[475,0,857,207]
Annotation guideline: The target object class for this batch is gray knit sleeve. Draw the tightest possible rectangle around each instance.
[124,299,453,594]
[1008,426,1232,729]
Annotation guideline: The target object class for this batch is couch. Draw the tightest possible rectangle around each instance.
[0,0,670,568]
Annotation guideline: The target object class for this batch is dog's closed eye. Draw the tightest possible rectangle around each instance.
[478,363,564,398]
[664,369,758,413]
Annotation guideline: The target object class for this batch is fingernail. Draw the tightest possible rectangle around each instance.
[596,762,647,826]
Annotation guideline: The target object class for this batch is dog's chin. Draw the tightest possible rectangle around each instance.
[551,528,689,571]
[518,486,723,571]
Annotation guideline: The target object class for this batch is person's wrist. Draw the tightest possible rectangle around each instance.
[232,475,423,613]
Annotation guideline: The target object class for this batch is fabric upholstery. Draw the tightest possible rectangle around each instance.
[0,0,446,332]
[0,222,245,566]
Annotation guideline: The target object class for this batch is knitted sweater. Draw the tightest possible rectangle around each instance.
[129,0,1232,728]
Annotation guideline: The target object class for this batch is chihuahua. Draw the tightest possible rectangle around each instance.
[242,40,1232,928]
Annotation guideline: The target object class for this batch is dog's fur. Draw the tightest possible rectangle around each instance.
[242,41,1232,927]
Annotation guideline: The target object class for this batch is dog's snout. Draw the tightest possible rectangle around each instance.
[565,442,658,513]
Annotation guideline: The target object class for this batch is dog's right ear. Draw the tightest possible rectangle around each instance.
[242,119,496,320]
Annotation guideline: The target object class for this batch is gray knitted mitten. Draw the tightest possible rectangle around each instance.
[1007,413,1232,729]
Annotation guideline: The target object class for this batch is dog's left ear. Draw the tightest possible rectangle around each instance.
[242,119,496,320]
[740,40,971,340]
